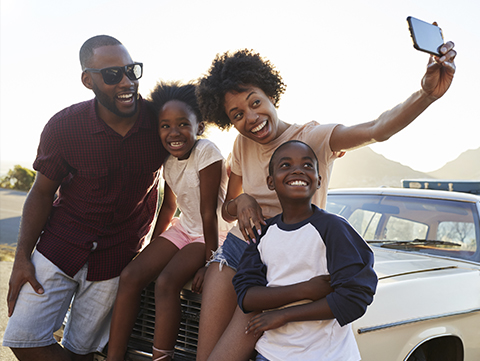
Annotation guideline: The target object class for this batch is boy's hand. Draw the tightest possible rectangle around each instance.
[305,275,333,301]
[191,266,207,294]
[235,194,266,243]
[245,310,287,337]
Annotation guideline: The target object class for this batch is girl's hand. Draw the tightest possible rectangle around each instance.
[421,40,456,100]
[235,193,266,243]
[245,310,287,337]
[191,266,207,294]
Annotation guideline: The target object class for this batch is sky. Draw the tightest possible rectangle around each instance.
[1,0,479,175]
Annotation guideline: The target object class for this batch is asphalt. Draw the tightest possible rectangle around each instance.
[0,261,16,361]
[0,188,26,245]
[0,188,26,359]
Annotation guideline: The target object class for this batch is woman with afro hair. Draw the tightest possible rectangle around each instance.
[196,45,456,361]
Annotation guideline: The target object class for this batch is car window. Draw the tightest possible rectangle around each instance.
[326,194,479,262]
[438,221,476,249]
[383,216,428,241]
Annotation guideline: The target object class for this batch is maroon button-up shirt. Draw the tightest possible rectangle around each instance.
[34,97,167,281]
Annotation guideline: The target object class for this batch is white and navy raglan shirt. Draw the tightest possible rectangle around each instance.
[233,205,377,361]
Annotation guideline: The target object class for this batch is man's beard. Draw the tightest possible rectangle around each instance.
[92,82,138,118]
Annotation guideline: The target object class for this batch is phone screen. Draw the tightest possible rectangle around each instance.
[407,17,444,56]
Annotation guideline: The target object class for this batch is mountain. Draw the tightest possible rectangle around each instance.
[427,147,480,180]
[329,147,432,189]
[329,146,480,189]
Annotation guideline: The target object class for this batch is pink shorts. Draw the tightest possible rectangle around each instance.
[161,218,205,249]
[161,218,228,250]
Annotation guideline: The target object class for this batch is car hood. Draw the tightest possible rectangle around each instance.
[371,246,477,279]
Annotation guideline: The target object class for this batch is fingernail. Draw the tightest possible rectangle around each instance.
[441,47,447,53]
[257,229,261,235]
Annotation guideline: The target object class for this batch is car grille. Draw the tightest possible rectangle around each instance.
[127,282,201,361]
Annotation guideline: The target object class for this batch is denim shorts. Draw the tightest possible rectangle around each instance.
[256,353,270,361]
[3,250,119,354]
[208,232,249,271]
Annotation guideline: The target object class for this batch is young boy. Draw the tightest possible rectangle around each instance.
[232,140,378,361]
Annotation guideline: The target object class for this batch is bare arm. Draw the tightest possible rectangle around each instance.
[150,183,177,240]
[330,41,456,152]
[199,160,223,263]
[242,275,333,312]
[191,161,224,293]
[222,172,266,243]
[220,172,243,223]
[7,172,60,316]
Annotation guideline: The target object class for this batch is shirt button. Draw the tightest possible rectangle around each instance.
[91,242,98,251]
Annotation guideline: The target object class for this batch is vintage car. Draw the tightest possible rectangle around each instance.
[120,182,480,361]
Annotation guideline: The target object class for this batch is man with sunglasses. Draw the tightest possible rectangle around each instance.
[3,35,167,361]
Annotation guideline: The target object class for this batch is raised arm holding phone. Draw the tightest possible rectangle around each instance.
[196,19,456,361]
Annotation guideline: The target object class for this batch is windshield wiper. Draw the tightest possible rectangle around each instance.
[368,239,461,247]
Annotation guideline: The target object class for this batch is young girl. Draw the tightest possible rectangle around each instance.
[106,81,231,361]
[195,45,456,361]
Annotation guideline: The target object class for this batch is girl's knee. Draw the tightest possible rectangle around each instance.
[119,265,147,291]
[154,273,182,296]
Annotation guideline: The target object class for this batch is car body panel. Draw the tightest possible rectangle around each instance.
[328,187,480,360]
[122,186,480,360]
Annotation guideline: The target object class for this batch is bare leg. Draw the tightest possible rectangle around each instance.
[153,243,205,361]
[196,263,237,361]
[106,238,180,361]
[208,306,260,361]
[11,344,94,361]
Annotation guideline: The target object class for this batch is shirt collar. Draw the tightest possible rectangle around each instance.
[86,95,152,135]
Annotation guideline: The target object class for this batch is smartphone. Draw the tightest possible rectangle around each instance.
[407,16,444,56]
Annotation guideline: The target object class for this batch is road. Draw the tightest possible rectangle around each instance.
[0,189,26,359]
[0,188,26,245]
[0,261,16,360]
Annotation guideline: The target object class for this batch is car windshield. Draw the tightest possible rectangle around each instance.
[326,194,479,262]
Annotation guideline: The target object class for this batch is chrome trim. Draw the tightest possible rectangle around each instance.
[378,265,458,280]
[357,308,480,334]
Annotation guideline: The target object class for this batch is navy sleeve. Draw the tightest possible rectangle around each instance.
[317,213,378,326]
[232,239,268,313]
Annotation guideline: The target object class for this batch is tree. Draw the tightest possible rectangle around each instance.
[0,165,36,191]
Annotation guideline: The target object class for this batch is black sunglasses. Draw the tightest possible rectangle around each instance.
[84,62,143,85]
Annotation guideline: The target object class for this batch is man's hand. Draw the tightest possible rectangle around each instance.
[7,257,43,317]
[421,40,456,100]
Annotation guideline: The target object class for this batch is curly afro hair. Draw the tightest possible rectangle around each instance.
[147,81,202,125]
[196,49,286,130]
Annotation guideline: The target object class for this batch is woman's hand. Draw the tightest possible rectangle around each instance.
[235,194,266,243]
[421,40,456,100]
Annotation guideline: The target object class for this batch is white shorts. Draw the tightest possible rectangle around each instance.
[3,250,119,355]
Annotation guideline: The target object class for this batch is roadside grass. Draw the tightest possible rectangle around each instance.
[0,244,16,261]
